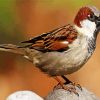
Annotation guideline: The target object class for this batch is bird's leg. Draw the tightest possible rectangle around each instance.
[61,75,72,84]
[53,76,66,89]
[61,75,82,91]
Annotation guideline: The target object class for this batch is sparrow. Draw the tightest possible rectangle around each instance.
[0,6,100,95]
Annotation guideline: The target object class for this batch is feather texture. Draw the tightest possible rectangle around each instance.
[22,24,78,52]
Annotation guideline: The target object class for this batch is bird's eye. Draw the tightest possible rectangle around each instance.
[88,14,95,21]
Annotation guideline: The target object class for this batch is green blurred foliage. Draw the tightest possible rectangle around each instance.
[38,0,93,9]
[0,0,23,43]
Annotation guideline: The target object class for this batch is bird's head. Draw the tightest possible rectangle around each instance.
[74,6,100,38]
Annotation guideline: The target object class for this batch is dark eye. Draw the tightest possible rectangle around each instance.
[88,14,95,21]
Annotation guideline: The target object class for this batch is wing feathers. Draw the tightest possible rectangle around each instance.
[21,24,78,52]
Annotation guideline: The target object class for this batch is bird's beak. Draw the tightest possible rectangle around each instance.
[96,15,100,29]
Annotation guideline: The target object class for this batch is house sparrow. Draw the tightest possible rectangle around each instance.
[0,6,100,95]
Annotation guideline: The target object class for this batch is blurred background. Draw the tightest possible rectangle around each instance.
[0,0,100,99]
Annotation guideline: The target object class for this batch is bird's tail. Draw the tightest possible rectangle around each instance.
[0,44,25,55]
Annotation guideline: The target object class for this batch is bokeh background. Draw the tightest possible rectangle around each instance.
[0,0,100,99]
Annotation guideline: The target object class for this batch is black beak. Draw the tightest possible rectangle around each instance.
[93,15,100,37]
[96,16,100,29]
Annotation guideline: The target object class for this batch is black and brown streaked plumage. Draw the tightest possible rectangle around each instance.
[0,6,100,95]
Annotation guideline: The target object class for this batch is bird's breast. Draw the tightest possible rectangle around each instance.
[32,37,94,76]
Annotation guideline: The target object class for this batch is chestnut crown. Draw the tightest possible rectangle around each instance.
[74,6,100,28]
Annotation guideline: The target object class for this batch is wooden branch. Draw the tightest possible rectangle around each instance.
[7,84,99,100]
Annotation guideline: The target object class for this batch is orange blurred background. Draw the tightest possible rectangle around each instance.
[0,0,100,99]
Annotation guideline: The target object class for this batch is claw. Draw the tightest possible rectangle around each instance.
[69,82,82,91]
[76,84,82,91]
[66,84,79,96]
[67,86,79,96]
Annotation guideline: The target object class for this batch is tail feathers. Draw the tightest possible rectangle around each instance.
[0,44,25,55]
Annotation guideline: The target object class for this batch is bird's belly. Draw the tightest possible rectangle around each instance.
[33,47,90,76]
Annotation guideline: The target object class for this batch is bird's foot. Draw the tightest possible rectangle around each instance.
[54,83,79,96]
[53,76,82,96]
[68,82,82,91]
[61,75,82,91]
[65,84,79,96]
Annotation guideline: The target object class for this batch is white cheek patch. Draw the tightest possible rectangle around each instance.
[75,19,96,38]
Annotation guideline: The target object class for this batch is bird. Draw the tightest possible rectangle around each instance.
[0,6,100,95]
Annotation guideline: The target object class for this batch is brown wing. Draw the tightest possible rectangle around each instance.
[22,24,78,52]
